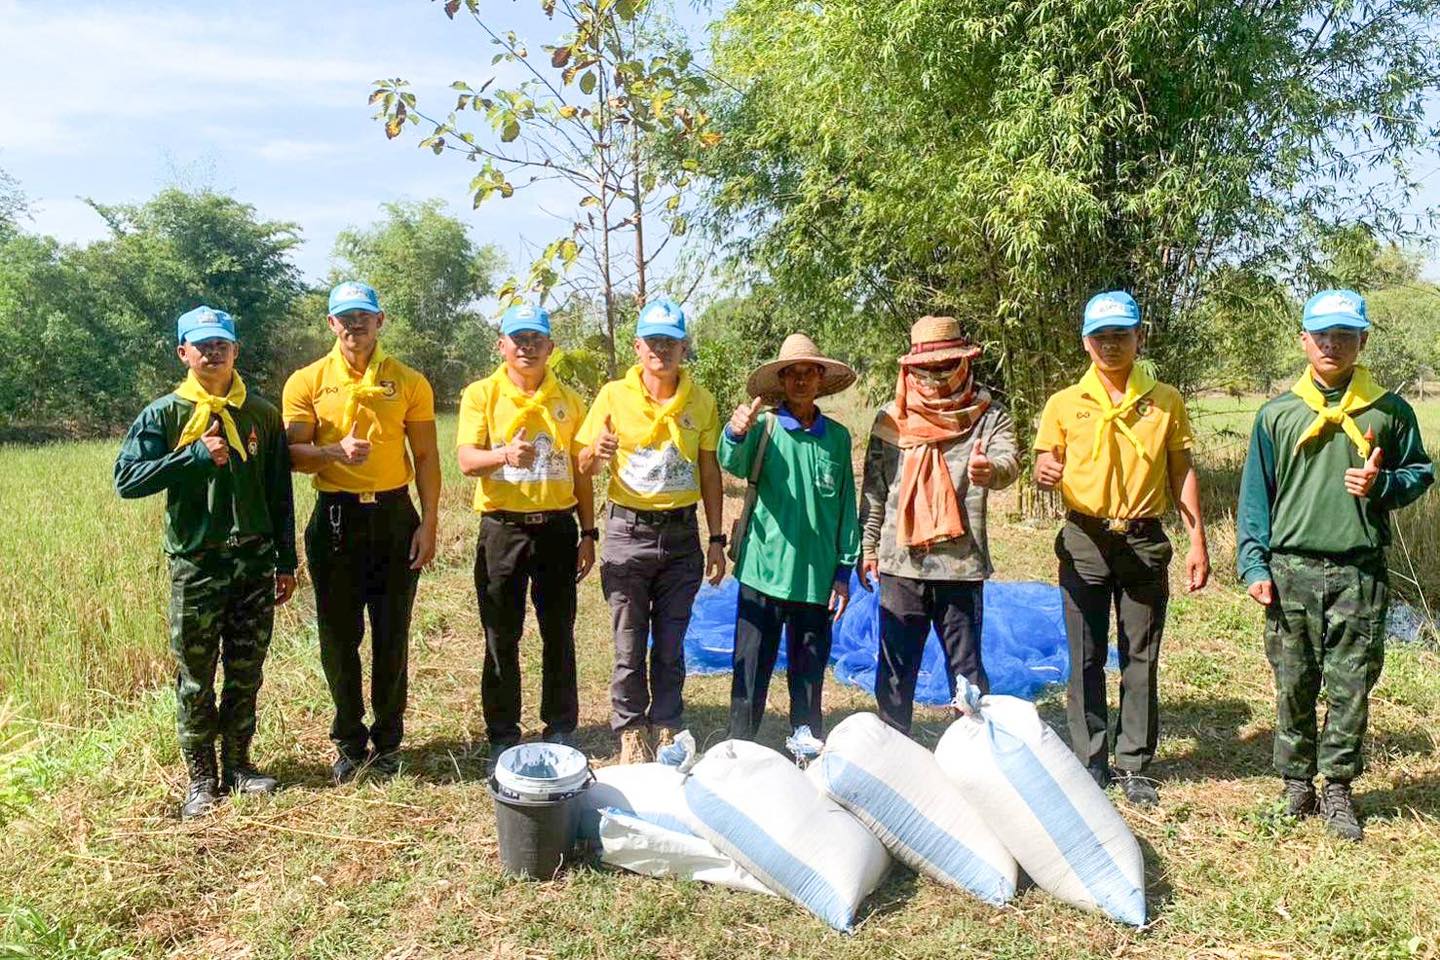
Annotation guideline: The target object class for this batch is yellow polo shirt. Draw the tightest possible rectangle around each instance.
[576,367,720,510]
[1034,370,1192,520]
[456,366,587,513]
[282,348,435,493]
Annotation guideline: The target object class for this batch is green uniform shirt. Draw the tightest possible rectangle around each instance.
[718,409,861,605]
[114,391,298,572]
[1236,379,1433,585]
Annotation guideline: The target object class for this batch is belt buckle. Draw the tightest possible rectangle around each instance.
[359,491,377,505]
[1104,518,1131,534]
[524,512,545,525]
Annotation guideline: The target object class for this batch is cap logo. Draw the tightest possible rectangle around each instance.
[1088,297,1133,320]
[1310,293,1357,317]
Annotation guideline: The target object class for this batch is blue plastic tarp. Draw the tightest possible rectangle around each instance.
[682,573,1075,704]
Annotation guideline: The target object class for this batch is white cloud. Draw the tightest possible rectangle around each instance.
[254,139,336,164]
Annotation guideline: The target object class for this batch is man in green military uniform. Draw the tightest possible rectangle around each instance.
[1238,289,1433,840]
[115,306,297,819]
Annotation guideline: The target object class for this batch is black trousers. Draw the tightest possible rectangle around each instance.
[729,583,833,739]
[876,574,987,734]
[1056,515,1172,773]
[474,511,580,743]
[305,490,420,759]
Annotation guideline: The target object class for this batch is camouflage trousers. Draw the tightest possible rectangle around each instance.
[1265,550,1388,782]
[168,538,276,750]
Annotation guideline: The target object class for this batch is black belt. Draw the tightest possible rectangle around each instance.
[318,486,410,506]
[609,503,696,525]
[1066,510,1162,536]
[484,508,573,527]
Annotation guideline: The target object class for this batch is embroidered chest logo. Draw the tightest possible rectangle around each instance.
[380,379,398,399]
[678,410,696,431]
[247,426,259,457]
[1075,410,1092,420]
[553,404,568,422]
[1134,398,1154,418]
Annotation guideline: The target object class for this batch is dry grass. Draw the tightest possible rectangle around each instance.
[2,403,1439,958]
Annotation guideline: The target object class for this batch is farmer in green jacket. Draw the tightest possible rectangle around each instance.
[115,306,297,819]
[1238,288,1433,841]
[719,334,861,741]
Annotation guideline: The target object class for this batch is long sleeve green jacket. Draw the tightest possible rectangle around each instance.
[1236,379,1433,585]
[114,391,298,573]
[718,408,861,605]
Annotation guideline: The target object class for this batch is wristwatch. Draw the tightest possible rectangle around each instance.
[580,528,600,541]
[709,533,728,547]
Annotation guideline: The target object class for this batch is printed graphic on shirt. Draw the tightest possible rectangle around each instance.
[815,456,839,498]
[621,443,697,495]
[493,432,572,484]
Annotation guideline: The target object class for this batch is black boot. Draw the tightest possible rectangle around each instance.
[180,743,220,820]
[1320,779,1363,841]
[1281,777,1317,818]
[221,736,278,795]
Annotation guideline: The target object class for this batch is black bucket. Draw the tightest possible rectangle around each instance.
[489,743,592,879]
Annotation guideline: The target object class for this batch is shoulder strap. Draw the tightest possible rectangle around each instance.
[729,413,776,564]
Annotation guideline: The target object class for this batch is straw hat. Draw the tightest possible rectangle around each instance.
[746,333,857,400]
[898,315,981,366]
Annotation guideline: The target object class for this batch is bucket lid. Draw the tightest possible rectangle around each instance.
[494,743,590,798]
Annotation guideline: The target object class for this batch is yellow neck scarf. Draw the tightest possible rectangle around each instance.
[329,341,390,438]
[1290,365,1385,457]
[174,370,248,462]
[623,364,698,461]
[491,364,563,443]
[1079,363,1156,463]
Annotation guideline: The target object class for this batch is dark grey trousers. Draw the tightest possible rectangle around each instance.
[600,505,703,732]
[1056,515,1171,773]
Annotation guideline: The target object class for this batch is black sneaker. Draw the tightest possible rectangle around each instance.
[369,751,403,778]
[1116,771,1159,807]
[1281,777,1317,818]
[332,752,365,785]
[1087,762,1113,790]
[1320,779,1363,841]
[544,730,580,751]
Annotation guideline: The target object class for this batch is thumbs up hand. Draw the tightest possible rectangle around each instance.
[729,397,764,438]
[967,434,994,487]
[201,418,229,467]
[338,418,372,465]
[593,414,619,462]
[505,427,537,469]
[1344,445,1384,498]
[1035,443,1065,490]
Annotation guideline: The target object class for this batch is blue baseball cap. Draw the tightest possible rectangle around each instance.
[177,306,236,345]
[636,297,687,340]
[1303,289,1368,332]
[328,280,381,316]
[1082,291,1142,336]
[501,304,551,337]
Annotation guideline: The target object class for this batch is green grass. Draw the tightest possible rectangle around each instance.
[2,401,1439,958]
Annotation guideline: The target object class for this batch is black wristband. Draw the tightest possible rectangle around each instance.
[580,528,599,541]
[709,533,728,547]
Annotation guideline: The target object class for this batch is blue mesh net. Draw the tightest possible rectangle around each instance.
[682,573,1075,704]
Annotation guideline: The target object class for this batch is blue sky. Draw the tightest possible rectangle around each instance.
[0,0,710,283]
[2,0,1437,287]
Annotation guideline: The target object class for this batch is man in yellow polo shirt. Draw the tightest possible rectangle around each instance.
[457,304,595,765]
[282,281,441,783]
[1033,290,1209,807]
[576,298,725,763]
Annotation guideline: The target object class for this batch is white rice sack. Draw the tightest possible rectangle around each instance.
[577,762,698,840]
[596,807,777,897]
[811,712,1017,905]
[933,680,1147,926]
[684,739,891,933]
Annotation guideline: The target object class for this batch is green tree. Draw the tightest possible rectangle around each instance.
[370,0,721,374]
[333,199,503,406]
[701,0,1440,438]
[0,167,26,238]
[77,189,304,402]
